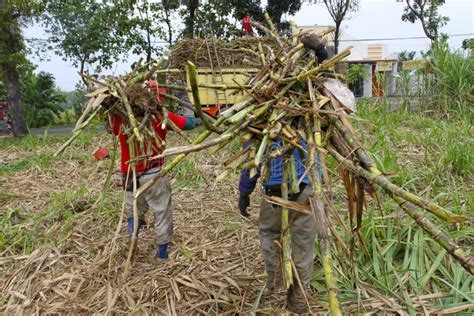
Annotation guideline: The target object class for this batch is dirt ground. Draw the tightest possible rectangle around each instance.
[0,131,338,315]
[2,128,465,314]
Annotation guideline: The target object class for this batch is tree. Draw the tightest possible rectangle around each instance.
[43,1,128,85]
[231,0,304,33]
[462,38,474,51]
[266,0,304,31]
[162,0,181,46]
[319,0,359,54]
[70,82,88,119]
[114,1,173,63]
[397,50,416,69]
[402,0,449,42]
[181,0,200,38]
[180,0,306,39]
[21,69,66,128]
[0,0,43,137]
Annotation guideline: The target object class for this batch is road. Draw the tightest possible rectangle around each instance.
[30,125,76,135]
[0,124,105,136]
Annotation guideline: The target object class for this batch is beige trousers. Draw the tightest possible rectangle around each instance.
[258,186,316,287]
[125,170,173,245]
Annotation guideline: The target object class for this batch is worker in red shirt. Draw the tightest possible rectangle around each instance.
[110,82,195,260]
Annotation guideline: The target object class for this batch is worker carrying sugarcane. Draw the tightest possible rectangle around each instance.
[238,138,323,314]
[237,32,329,314]
[109,81,195,260]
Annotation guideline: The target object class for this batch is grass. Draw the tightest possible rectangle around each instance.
[0,102,472,313]
[309,99,473,312]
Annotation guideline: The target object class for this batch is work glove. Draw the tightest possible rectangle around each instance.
[238,194,250,218]
[301,33,329,63]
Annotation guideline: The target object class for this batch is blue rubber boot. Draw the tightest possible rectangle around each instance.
[127,217,144,238]
[156,243,169,260]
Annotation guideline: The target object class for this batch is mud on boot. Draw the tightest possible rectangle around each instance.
[286,284,309,314]
[260,271,285,306]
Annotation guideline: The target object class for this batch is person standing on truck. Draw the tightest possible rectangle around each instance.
[110,81,195,260]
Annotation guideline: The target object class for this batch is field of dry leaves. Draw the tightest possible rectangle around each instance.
[1,102,473,314]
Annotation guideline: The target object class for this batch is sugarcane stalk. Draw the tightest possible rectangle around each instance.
[96,136,118,209]
[258,41,267,66]
[187,61,223,134]
[280,47,352,84]
[129,55,168,85]
[54,107,101,156]
[269,122,283,139]
[227,104,258,124]
[122,140,139,280]
[136,98,271,197]
[152,103,271,160]
[329,146,474,274]
[114,81,143,143]
[281,157,293,289]
[304,115,342,316]
[156,83,248,91]
[289,155,300,193]
[328,119,466,223]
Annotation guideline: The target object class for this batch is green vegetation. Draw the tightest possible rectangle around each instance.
[429,40,474,113]
[0,104,472,312]
[346,63,368,85]
[310,100,473,311]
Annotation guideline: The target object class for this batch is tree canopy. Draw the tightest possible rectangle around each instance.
[43,1,128,83]
[319,0,359,54]
[402,0,449,42]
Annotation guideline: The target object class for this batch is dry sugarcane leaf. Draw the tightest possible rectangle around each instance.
[86,86,109,97]
[264,195,312,215]
[74,96,96,130]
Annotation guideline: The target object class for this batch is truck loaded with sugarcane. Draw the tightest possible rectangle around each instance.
[55,12,473,315]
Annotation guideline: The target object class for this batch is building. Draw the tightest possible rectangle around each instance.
[298,25,399,98]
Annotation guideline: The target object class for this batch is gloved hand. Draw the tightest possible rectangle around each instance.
[301,33,329,63]
[238,194,250,218]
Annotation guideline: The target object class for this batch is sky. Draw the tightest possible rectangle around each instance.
[24,0,474,91]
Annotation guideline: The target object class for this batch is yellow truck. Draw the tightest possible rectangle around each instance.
[186,67,258,116]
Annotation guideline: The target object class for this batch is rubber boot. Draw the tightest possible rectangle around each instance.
[287,284,309,314]
[127,217,144,238]
[261,271,285,306]
[156,243,169,260]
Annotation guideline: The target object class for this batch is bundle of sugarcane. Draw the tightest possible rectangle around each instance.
[57,13,472,315]
[168,36,278,74]
[141,17,472,315]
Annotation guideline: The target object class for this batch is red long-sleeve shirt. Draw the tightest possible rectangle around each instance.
[111,112,186,173]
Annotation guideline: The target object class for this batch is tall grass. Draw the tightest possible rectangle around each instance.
[395,40,473,114]
[428,40,474,113]
[311,100,474,312]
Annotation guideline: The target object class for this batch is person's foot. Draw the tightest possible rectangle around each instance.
[156,243,169,260]
[286,284,309,314]
[261,271,285,304]
[127,217,145,238]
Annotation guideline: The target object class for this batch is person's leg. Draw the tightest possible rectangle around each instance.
[287,186,317,313]
[125,177,148,238]
[140,172,173,259]
[259,199,283,291]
